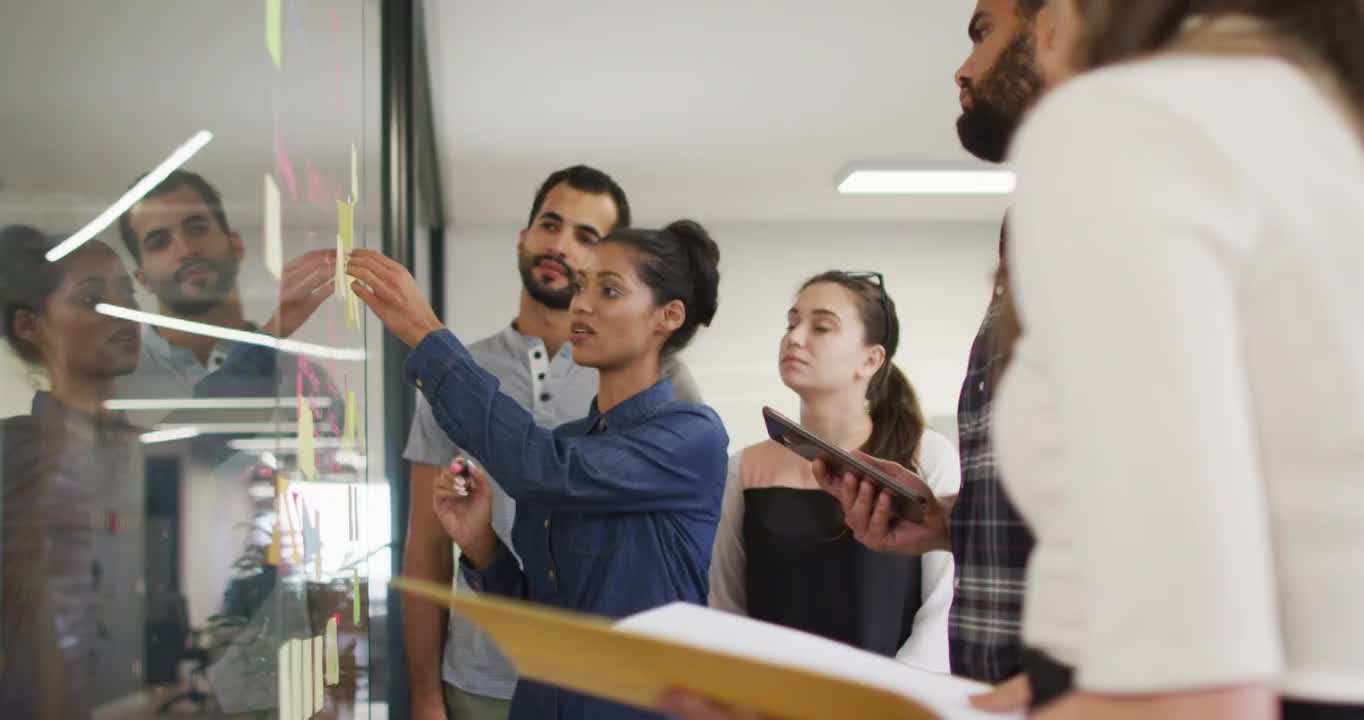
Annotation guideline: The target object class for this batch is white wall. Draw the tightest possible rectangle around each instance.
[444,221,1001,451]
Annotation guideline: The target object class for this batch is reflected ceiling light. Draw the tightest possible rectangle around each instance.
[107,396,335,411]
[96,304,366,361]
[155,422,298,435]
[46,131,214,262]
[140,426,202,444]
[837,168,1016,195]
[228,437,347,452]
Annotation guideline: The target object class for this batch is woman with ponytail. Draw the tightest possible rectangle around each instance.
[707,271,959,670]
[349,220,727,720]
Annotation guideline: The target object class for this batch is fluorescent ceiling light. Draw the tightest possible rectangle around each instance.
[107,396,335,411]
[140,426,202,445]
[47,131,214,262]
[838,169,1016,195]
[96,304,366,362]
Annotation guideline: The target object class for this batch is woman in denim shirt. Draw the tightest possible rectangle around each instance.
[348,220,728,720]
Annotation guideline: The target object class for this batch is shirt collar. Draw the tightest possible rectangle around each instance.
[503,320,575,359]
[587,379,676,432]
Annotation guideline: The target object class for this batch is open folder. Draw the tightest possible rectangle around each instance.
[392,577,1020,720]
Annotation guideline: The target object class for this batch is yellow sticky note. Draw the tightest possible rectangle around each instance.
[278,642,291,720]
[297,396,316,480]
[267,525,281,566]
[342,390,357,446]
[325,617,340,685]
[337,200,354,253]
[265,174,282,279]
[350,143,359,204]
[301,638,313,719]
[265,0,282,69]
[312,636,325,711]
[345,285,362,331]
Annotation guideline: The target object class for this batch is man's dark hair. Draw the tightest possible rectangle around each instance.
[526,165,631,232]
[117,169,230,265]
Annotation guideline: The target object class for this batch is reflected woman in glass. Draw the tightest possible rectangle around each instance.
[0,225,144,719]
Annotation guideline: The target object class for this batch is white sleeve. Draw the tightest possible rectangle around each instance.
[896,430,959,672]
[1007,78,1281,691]
[707,453,747,614]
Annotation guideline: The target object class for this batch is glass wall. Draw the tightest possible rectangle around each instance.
[0,1,389,717]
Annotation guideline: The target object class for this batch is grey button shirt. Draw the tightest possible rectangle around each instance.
[402,323,703,700]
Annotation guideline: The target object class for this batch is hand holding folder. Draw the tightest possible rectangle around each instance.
[392,577,1021,720]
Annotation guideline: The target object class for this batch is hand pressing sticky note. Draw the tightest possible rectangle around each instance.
[265,174,283,279]
[265,0,282,68]
[325,616,340,685]
[297,395,316,481]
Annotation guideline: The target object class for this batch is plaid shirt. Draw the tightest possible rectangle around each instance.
[948,294,1036,683]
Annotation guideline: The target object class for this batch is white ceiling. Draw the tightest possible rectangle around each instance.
[428,0,1008,226]
[0,1,1003,235]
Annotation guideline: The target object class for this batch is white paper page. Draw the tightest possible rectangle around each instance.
[616,603,1020,720]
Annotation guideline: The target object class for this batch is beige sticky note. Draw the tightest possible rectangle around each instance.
[337,200,354,253]
[350,142,359,204]
[345,285,362,331]
[313,635,325,711]
[325,617,340,685]
[290,639,304,720]
[277,642,291,720]
[265,174,283,279]
[300,638,312,719]
[297,395,316,481]
[265,0,282,68]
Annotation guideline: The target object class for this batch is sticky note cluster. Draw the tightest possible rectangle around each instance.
[277,617,342,720]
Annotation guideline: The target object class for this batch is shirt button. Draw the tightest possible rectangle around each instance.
[994,284,1004,297]
[533,351,543,360]
[538,373,546,381]
[548,569,556,582]
[978,381,985,392]
[543,518,550,529]
[540,393,552,403]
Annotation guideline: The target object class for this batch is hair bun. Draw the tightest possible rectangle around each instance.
[665,220,720,328]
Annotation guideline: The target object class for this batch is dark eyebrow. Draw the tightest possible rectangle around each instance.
[812,309,841,321]
[538,211,564,225]
[181,212,212,226]
[598,271,624,282]
[576,223,603,241]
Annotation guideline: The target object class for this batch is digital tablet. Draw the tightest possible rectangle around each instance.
[763,406,928,523]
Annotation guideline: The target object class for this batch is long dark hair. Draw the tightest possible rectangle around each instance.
[1075,0,1364,116]
[800,272,926,470]
[0,225,73,366]
[604,219,720,355]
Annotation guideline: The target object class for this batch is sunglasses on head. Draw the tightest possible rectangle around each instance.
[844,271,894,352]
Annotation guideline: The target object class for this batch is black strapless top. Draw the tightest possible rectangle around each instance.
[742,487,922,657]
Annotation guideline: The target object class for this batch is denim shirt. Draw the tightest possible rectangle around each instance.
[406,329,728,720]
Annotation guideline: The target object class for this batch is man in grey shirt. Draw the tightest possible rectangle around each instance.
[402,165,702,720]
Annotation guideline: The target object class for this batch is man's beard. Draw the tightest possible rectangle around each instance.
[957,29,1046,163]
[517,249,576,311]
[153,256,240,317]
